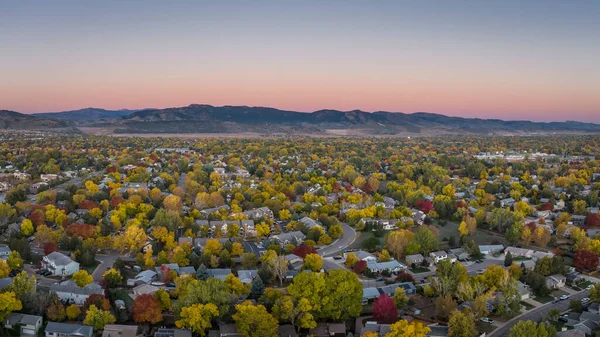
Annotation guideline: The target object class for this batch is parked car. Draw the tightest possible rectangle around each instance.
[559,295,570,300]
[480,317,494,324]
[581,297,591,303]
[586,285,593,290]
[558,317,568,323]
[333,256,342,260]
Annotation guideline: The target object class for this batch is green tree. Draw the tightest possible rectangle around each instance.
[233,301,279,337]
[102,268,123,288]
[6,251,23,270]
[9,271,36,300]
[508,320,556,337]
[303,253,323,272]
[413,227,438,254]
[249,277,265,300]
[272,296,316,331]
[393,287,409,309]
[504,251,513,267]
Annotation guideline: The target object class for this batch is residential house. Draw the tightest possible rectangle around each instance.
[155,263,180,276]
[546,274,567,290]
[179,266,196,276]
[240,220,255,236]
[354,251,377,262]
[42,252,80,276]
[127,270,157,286]
[208,323,241,337]
[0,278,12,290]
[299,217,322,230]
[0,244,11,260]
[504,247,533,258]
[4,313,43,336]
[360,322,391,337]
[154,328,192,337]
[102,325,140,337]
[285,254,304,271]
[40,174,59,182]
[430,251,453,264]
[30,182,48,194]
[50,281,104,305]
[207,268,232,281]
[309,323,346,337]
[500,198,516,207]
[272,231,306,247]
[572,215,587,226]
[567,271,583,285]
[405,254,424,266]
[366,260,406,274]
[13,172,31,180]
[362,287,381,304]
[241,207,273,220]
[427,324,449,337]
[556,331,584,337]
[132,284,160,299]
[378,282,417,296]
[520,260,536,271]
[449,248,469,261]
[278,325,298,337]
[532,251,555,262]
[45,322,93,337]
[478,245,504,255]
[237,270,258,284]
[516,281,530,300]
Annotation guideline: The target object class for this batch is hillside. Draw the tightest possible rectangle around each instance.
[33,108,138,121]
[0,110,74,130]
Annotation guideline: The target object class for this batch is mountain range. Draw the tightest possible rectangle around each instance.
[2,104,599,136]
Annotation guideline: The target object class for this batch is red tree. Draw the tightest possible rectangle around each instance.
[110,196,125,208]
[160,265,171,282]
[586,213,600,227]
[78,200,98,210]
[455,200,468,209]
[395,271,416,283]
[372,294,398,323]
[133,294,163,323]
[353,260,367,274]
[66,224,96,239]
[525,222,537,230]
[574,249,599,272]
[83,294,111,312]
[540,203,554,211]
[29,210,45,226]
[292,245,317,259]
[415,200,433,214]
[43,242,57,255]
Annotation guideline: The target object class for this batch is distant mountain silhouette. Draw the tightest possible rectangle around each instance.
[33,108,138,120]
[3,104,600,135]
[0,110,73,130]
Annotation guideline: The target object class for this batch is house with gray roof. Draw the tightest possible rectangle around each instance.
[237,270,258,284]
[42,251,79,276]
[405,254,424,265]
[45,322,93,337]
[272,231,306,247]
[362,287,381,304]
[0,244,11,260]
[207,268,232,281]
[4,313,43,336]
[50,281,104,305]
[242,207,273,220]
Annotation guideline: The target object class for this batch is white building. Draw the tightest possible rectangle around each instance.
[42,252,79,276]
[50,281,104,305]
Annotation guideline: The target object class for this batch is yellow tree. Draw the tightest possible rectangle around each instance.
[303,254,323,272]
[0,291,22,321]
[114,225,148,253]
[204,239,223,255]
[21,219,34,236]
[279,209,292,220]
[83,305,115,330]
[386,320,430,337]
[458,221,469,237]
[0,260,11,278]
[176,303,219,336]
[72,270,93,287]
[385,229,414,259]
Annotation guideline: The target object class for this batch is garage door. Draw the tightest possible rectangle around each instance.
[22,328,35,335]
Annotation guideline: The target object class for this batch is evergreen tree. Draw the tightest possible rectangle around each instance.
[249,277,265,300]
[504,251,513,267]
[196,264,210,281]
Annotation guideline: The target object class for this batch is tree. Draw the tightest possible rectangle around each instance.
[509,263,522,280]
[504,251,513,267]
[472,294,490,319]
[508,320,556,337]
[303,253,323,272]
[353,260,367,274]
[5,251,23,271]
[448,310,477,337]
[372,294,397,323]
[385,229,413,259]
[224,274,249,297]
[9,271,36,300]
[458,221,469,237]
[231,242,244,256]
[362,235,381,251]
[0,291,22,321]
[66,304,81,320]
[83,305,116,330]
[0,260,9,278]
[72,270,93,287]
[176,303,219,336]
[392,287,409,309]
[482,265,509,290]
[133,294,163,324]
[413,227,439,254]
[525,272,550,297]
[320,270,363,321]
[113,225,148,253]
[47,294,66,321]
[570,299,584,313]
[345,252,359,267]
[574,249,599,271]
[83,294,111,312]
[102,268,123,288]
[386,320,430,337]
[589,285,600,303]
[249,277,265,300]
[204,239,223,255]
[233,301,279,337]
[574,200,587,215]
[532,227,551,247]
[263,251,289,286]
[547,308,560,322]
[21,219,34,236]
[434,295,457,321]
[273,295,316,331]
[154,289,171,311]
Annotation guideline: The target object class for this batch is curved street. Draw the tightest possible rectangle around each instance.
[317,223,356,257]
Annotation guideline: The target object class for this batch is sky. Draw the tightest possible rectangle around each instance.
[1,1,599,122]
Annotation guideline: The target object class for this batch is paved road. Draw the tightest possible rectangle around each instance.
[412,257,504,282]
[317,223,356,257]
[489,289,590,337]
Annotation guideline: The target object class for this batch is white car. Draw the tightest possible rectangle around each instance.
[480,317,495,324]
[581,297,591,303]
[586,285,593,290]
[559,295,570,300]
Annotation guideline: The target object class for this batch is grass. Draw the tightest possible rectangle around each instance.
[520,301,535,310]
[84,260,100,275]
[513,257,532,262]
[535,295,556,304]
[410,267,430,274]
[476,322,497,335]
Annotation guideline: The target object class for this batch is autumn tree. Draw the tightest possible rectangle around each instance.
[154,289,171,311]
[393,287,409,309]
[0,292,22,321]
[102,268,123,288]
[303,253,323,272]
[133,294,163,324]
[83,305,116,330]
[47,294,66,321]
[72,270,93,287]
[21,219,34,236]
[386,320,430,337]
[373,294,397,323]
[9,271,36,300]
[574,249,599,271]
[385,229,414,259]
[272,295,316,331]
[176,303,219,336]
[508,320,556,337]
[6,251,23,271]
[434,295,457,321]
[448,310,477,337]
[233,301,279,337]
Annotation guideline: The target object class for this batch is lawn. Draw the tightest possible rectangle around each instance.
[84,260,100,275]
[410,267,430,274]
[476,322,497,335]
[535,295,555,304]
[520,301,535,310]
[513,257,532,262]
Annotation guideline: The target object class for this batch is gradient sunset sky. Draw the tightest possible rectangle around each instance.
[1,1,599,122]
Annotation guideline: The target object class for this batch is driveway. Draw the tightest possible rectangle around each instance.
[317,223,356,257]
[488,288,590,337]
